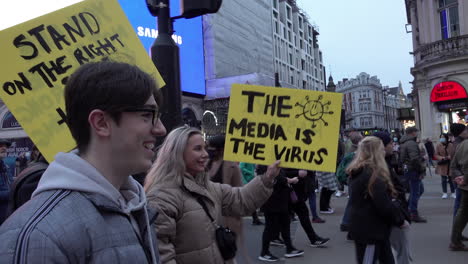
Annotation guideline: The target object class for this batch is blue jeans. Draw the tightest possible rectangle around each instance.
[308,190,319,219]
[406,171,424,215]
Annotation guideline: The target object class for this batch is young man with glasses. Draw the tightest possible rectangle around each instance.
[0,61,166,263]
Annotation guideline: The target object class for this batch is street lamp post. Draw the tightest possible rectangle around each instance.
[383,89,389,131]
[148,0,182,134]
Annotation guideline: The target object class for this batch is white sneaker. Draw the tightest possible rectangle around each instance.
[451,193,457,199]
[442,193,448,199]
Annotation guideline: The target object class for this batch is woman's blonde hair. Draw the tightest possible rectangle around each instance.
[345,136,397,198]
[144,126,206,192]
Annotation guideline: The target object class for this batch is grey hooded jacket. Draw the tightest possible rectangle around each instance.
[0,151,160,264]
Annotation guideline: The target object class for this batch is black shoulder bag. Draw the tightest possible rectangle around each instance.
[195,195,237,260]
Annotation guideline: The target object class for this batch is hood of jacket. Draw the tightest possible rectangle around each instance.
[32,151,146,214]
[399,134,416,144]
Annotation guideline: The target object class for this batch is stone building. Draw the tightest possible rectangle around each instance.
[405,0,468,139]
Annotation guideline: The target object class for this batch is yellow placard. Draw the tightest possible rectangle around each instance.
[225,84,343,173]
[0,0,164,162]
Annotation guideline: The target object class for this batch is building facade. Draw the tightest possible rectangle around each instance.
[336,72,405,133]
[202,0,326,135]
[405,0,468,139]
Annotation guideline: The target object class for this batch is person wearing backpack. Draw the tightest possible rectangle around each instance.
[6,145,49,217]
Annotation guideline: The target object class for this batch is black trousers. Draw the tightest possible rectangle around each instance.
[261,212,293,254]
[355,239,395,264]
[291,201,319,242]
[320,187,335,211]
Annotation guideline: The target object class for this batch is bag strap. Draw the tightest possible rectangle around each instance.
[182,186,217,226]
[196,196,215,222]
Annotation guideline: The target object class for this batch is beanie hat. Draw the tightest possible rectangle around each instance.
[450,123,466,137]
[372,131,392,146]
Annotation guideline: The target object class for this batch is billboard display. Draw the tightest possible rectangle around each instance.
[118,0,206,95]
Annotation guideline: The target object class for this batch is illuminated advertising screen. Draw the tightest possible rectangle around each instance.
[118,0,206,95]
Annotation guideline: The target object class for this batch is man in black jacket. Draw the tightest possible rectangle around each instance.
[374,132,413,263]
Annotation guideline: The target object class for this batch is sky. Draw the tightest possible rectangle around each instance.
[0,0,414,94]
[296,0,414,94]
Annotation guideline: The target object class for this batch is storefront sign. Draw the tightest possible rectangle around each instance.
[1,112,21,129]
[430,81,468,102]
[436,99,468,111]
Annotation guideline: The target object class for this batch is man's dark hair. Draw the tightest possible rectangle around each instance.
[405,126,419,134]
[65,60,161,153]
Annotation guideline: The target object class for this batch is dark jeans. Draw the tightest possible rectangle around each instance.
[454,186,461,217]
[355,239,395,264]
[261,212,294,254]
[308,190,319,219]
[451,189,468,245]
[341,187,353,226]
[291,201,319,242]
[320,187,334,211]
[406,171,424,215]
[441,175,455,193]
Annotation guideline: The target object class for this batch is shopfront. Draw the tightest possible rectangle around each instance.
[430,81,468,133]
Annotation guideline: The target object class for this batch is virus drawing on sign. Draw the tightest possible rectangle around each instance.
[295,95,334,128]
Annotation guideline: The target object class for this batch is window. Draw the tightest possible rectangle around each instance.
[273,0,278,9]
[439,0,459,39]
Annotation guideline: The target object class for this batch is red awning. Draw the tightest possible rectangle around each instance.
[430,81,468,102]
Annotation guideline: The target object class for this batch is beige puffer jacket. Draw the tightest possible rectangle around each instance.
[147,173,272,264]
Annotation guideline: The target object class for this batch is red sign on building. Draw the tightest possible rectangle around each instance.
[430,81,468,102]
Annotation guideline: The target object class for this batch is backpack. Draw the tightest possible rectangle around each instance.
[336,152,355,185]
[6,161,48,217]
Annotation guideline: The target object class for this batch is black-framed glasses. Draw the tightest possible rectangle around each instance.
[121,106,161,125]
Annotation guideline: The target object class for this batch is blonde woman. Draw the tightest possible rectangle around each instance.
[145,126,280,264]
[346,136,404,264]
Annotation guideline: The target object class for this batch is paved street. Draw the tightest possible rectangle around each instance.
[239,168,467,263]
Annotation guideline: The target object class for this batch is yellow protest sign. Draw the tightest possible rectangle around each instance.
[0,0,164,162]
[225,84,343,173]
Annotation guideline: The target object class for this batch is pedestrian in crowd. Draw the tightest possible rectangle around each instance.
[206,135,245,256]
[400,127,427,223]
[0,139,14,224]
[449,133,468,251]
[449,124,468,217]
[0,61,166,263]
[424,138,435,168]
[240,162,264,225]
[347,136,405,264]
[338,131,364,232]
[307,170,325,223]
[317,170,338,214]
[256,166,304,262]
[283,168,329,246]
[336,138,347,197]
[144,126,280,264]
[317,140,343,215]
[373,132,413,264]
[435,134,456,199]
[6,145,49,217]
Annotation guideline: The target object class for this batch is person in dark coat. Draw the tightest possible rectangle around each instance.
[424,138,435,167]
[347,136,405,264]
[257,166,304,262]
[283,168,329,247]
[373,132,412,264]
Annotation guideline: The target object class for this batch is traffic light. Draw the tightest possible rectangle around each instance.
[180,0,223,18]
